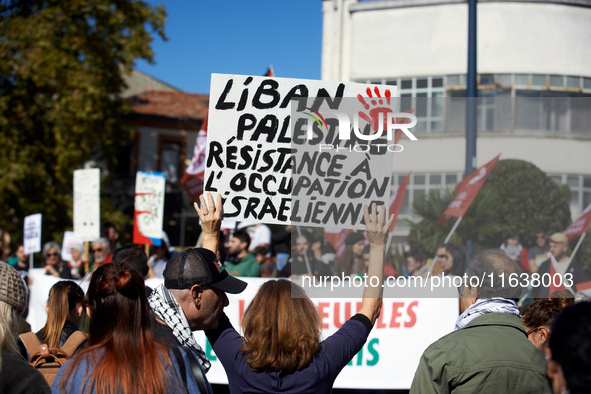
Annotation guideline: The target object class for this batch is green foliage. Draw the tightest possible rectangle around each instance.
[407,159,572,255]
[0,0,166,243]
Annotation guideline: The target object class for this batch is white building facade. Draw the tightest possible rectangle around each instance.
[322,0,591,235]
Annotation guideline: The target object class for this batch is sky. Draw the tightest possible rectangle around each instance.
[136,1,324,94]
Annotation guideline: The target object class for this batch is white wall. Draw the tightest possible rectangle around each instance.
[393,135,591,175]
[322,0,591,80]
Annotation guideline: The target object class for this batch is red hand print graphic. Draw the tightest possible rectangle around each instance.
[357,87,393,133]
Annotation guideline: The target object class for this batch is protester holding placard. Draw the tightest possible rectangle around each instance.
[204,203,394,394]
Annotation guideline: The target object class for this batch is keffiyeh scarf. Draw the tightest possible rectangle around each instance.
[454,298,521,331]
[149,284,211,372]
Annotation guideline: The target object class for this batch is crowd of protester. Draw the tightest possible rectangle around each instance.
[0,195,590,393]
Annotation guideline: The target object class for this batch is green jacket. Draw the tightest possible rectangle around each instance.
[410,312,551,394]
[224,252,260,277]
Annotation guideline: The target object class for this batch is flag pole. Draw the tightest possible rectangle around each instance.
[444,216,463,244]
[427,216,464,275]
[295,226,312,275]
[84,241,90,274]
[385,232,394,255]
[569,232,587,264]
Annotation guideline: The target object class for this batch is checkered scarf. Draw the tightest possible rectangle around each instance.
[454,298,521,331]
[149,284,211,372]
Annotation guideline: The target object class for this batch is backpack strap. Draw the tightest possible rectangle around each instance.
[19,332,42,360]
[171,347,189,393]
[181,346,213,394]
[60,331,87,357]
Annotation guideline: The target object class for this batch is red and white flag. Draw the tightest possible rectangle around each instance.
[440,155,500,226]
[389,172,411,232]
[180,113,208,201]
[564,202,591,239]
[324,228,353,259]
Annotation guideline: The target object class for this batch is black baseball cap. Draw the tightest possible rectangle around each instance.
[163,248,247,294]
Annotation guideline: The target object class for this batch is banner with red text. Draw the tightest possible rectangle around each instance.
[27,274,458,390]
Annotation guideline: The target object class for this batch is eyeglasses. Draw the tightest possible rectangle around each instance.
[526,327,542,337]
[437,254,449,260]
[47,253,59,257]
[92,248,103,253]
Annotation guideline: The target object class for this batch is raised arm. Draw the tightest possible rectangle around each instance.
[358,203,394,324]
[194,193,223,255]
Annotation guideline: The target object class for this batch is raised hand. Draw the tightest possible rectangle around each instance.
[363,203,395,247]
[194,193,223,253]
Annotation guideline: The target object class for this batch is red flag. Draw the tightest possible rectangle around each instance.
[265,65,275,77]
[564,202,591,239]
[389,172,411,232]
[324,228,353,259]
[549,260,566,295]
[440,155,500,226]
[180,113,208,201]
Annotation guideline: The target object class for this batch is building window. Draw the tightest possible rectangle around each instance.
[158,135,186,183]
[548,174,591,219]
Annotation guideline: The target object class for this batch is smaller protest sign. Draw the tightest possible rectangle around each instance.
[73,168,100,241]
[24,213,42,254]
[133,171,166,246]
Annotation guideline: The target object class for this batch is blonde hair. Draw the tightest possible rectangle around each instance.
[0,300,20,374]
[240,279,321,372]
[38,281,84,348]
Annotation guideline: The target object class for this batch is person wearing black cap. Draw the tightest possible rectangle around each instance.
[148,194,247,373]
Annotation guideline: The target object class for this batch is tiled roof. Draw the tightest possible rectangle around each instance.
[128,89,209,121]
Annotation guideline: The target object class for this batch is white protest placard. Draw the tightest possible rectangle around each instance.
[23,213,42,254]
[61,230,78,262]
[205,74,414,230]
[73,168,100,241]
[133,171,166,246]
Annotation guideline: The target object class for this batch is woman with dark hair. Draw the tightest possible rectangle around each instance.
[334,231,366,277]
[520,296,574,353]
[52,262,205,394]
[435,243,467,277]
[205,204,394,393]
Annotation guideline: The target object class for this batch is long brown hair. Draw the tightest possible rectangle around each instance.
[334,245,364,276]
[38,281,84,348]
[59,263,177,394]
[241,279,320,372]
[521,297,574,329]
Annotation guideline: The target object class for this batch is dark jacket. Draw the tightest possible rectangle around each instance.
[531,258,589,299]
[0,349,51,394]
